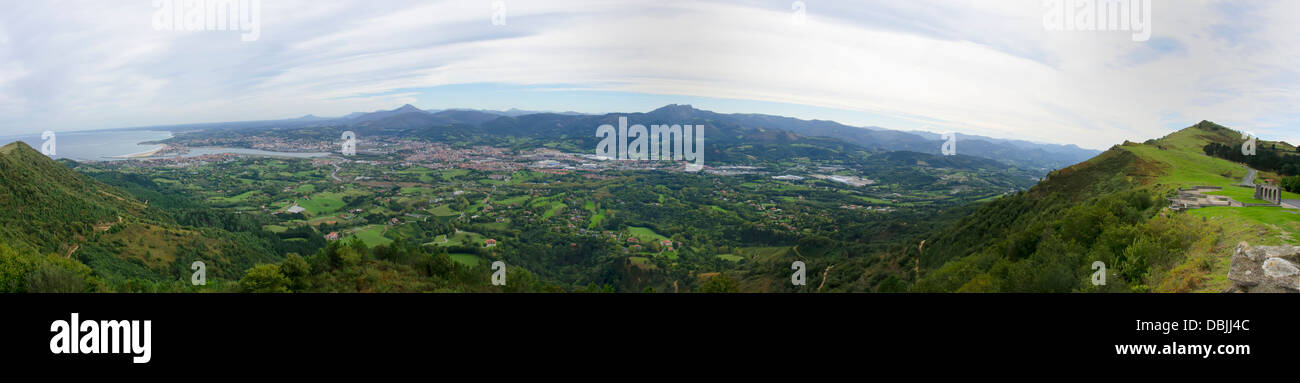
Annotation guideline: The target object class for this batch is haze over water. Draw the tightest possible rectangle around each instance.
[0,130,172,161]
[0,129,330,161]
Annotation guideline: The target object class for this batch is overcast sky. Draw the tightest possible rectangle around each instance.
[0,0,1296,149]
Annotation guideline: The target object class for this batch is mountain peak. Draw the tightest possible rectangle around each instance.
[0,140,37,156]
[394,104,423,113]
[651,104,698,113]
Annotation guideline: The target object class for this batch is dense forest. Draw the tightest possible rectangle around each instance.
[1203,141,1300,175]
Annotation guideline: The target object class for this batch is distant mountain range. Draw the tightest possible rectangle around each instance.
[137,104,1099,170]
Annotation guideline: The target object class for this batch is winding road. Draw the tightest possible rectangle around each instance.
[1239,166,1257,187]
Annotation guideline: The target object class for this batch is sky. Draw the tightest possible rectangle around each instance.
[0,0,1297,150]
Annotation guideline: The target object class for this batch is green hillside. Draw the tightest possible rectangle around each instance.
[0,142,280,291]
[914,121,1297,293]
[0,141,154,254]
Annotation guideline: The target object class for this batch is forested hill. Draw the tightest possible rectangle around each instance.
[0,142,158,254]
[0,141,280,292]
[911,121,1297,293]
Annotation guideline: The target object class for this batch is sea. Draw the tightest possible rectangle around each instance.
[0,129,330,161]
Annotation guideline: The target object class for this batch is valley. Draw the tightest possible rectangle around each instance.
[2,108,1297,294]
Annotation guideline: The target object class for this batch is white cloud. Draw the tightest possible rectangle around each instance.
[0,0,1296,149]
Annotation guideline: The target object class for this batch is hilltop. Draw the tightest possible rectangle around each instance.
[909,121,1300,293]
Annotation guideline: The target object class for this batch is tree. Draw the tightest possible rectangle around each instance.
[1283,176,1300,194]
[240,264,291,293]
[696,274,739,293]
[280,253,310,291]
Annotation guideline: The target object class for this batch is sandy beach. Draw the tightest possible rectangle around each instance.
[114,144,169,159]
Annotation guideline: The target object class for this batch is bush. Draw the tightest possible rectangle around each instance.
[26,264,88,293]
[239,264,290,293]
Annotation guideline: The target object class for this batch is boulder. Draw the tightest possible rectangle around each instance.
[1227,242,1300,293]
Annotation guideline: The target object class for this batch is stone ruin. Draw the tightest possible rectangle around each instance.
[1167,186,1237,212]
[1226,242,1300,293]
[1255,183,1282,205]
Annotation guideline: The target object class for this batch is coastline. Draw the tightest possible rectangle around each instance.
[113,144,169,159]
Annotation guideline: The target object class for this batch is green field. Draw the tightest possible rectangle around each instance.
[209,190,260,204]
[628,226,669,243]
[429,230,487,247]
[440,168,470,181]
[497,195,530,205]
[1206,186,1273,204]
[543,202,567,219]
[1188,206,1300,245]
[428,204,458,217]
[1122,145,1246,188]
[400,186,436,196]
[717,254,743,262]
[736,246,794,264]
[397,167,436,182]
[297,192,347,215]
[449,253,481,267]
[349,225,393,247]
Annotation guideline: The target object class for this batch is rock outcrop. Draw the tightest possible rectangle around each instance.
[1226,242,1300,293]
